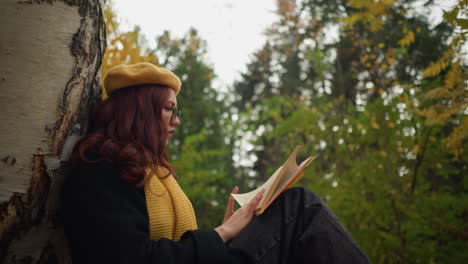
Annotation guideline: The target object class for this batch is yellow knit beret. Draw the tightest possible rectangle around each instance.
[103,62,181,95]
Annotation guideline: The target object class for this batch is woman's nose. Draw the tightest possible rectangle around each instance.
[171,115,180,126]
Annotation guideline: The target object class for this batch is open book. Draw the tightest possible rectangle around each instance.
[231,146,316,215]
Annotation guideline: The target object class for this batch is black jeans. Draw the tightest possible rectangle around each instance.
[228,187,371,264]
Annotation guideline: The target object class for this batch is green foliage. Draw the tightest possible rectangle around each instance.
[254,93,467,263]
[419,0,467,160]
[173,129,233,228]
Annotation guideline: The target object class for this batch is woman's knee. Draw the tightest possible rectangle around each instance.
[283,187,325,206]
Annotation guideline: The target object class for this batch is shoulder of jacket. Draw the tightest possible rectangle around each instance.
[65,160,118,186]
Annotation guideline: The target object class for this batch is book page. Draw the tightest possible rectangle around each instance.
[272,153,299,194]
[272,156,314,195]
[231,164,284,207]
[231,146,316,215]
[231,146,303,210]
[256,156,315,215]
[251,146,314,215]
[287,157,315,187]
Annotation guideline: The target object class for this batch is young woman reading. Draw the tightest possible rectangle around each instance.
[62,62,371,264]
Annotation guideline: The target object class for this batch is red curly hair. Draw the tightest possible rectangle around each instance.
[69,84,174,185]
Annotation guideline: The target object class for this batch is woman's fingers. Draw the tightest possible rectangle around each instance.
[224,187,264,225]
[229,186,238,207]
[217,189,266,242]
[227,186,238,212]
[223,186,238,223]
[248,189,265,212]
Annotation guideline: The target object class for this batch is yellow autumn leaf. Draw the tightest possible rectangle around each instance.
[422,49,454,78]
[412,145,419,155]
[361,54,369,63]
[398,30,415,47]
[370,19,385,32]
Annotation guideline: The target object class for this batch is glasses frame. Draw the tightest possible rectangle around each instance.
[163,106,181,122]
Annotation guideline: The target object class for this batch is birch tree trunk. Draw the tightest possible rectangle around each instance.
[0,0,105,262]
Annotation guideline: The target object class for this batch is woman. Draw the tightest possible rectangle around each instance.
[62,62,370,264]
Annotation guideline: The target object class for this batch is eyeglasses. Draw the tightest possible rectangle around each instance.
[163,106,181,122]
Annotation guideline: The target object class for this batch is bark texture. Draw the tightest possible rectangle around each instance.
[0,0,105,262]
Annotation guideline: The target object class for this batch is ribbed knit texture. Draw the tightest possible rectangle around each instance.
[144,166,198,241]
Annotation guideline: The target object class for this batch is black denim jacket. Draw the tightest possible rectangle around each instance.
[61,161,232,264]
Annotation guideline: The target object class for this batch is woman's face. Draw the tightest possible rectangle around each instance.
[161,89,180,143]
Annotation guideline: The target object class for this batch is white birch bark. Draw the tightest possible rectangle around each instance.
[0,0,105,262]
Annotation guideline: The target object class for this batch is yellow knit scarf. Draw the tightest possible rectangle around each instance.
[144,166,198,241]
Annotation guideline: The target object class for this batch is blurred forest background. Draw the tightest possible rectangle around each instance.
[102,0,466,263]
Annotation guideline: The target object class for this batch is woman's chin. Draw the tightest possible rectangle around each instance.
[165,134,173,145]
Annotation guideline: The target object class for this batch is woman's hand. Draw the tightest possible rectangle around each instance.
[215,187,265,243]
